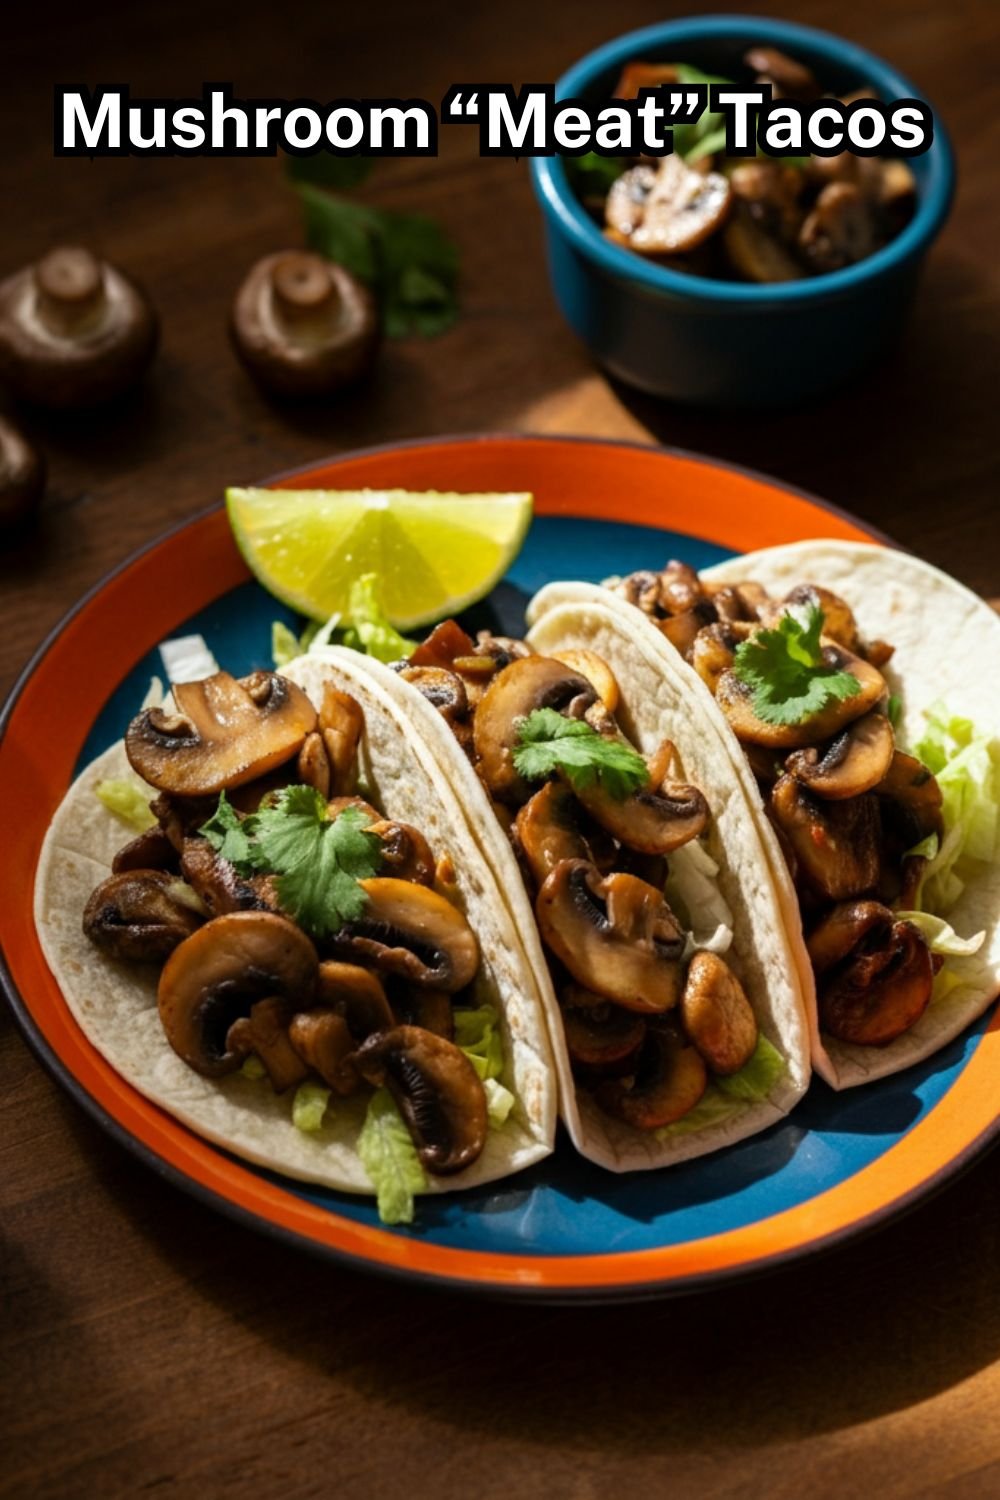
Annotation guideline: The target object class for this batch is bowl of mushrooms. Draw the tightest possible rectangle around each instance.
[529,15,954,407]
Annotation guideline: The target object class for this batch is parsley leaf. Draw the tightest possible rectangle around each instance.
[199,788,383,938]
[513,708,649,801]
[732,605,862,727]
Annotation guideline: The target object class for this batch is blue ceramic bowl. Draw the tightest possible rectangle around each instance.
[529,15,955,407]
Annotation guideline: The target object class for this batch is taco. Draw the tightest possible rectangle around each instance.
[34,657,556,1223]
[304,618,813,1173]
[528,540,1000,1089]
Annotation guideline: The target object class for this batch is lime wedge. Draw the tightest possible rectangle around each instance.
[226,487,533,629]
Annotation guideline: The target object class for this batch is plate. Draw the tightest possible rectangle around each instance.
[3,434,998,1302]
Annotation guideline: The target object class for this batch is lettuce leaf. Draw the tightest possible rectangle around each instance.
[911,705,1000,914]
[483,1077,515,1128]
[453,1005,505,1082]
[715,1034,786,1101]
[339,575,418,663]
[896,911,985,957]
[95,779,156,831]
[292,1081,331,1132]
[656,1090,741,1139]
[357,1087,427,1225]
[239,1054,267,1080]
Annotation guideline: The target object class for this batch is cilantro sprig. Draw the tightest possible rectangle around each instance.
[513,708,649,801]
[732,605,861,727]
[199,787,382,938]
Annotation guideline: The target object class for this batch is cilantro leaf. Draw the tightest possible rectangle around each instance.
[513,708,649,801]
[199,788,383,938]
[285,154,374,192]
[732,605,861,727]
[565,150,625,201]
[297,183,381,283]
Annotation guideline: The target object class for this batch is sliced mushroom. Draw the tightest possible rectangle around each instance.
[329,878,479,992]
[560,987,647,1073]
[317,959,395,1039]
[297,731,331,798]
[353,1025,487,1174]
[680,952,758,1075]
[288,1009,359,1095]
[690,621,752,693]
[876,750,944,846]
[180,836,278,916]
[819,919,935,1046]
[658,601,718,657]
[777,585,859,650]
[574,766,708,855]
[389,987,454,1040]
[230,250,380,399]
[227,996,310,1092]
[799,183,882,274]
[111,825,178,874]
[744,46,821,100]
[770,775,881,900]
[607,157,731,256]
[551,650,620,713]
[716,638,885,748]
[728,161,805,244]
[536,860,683,1013]
[473,655,596,805]
[785,711,895,800]
[806,900,896,976]
[595,1024,707,1129]
[0,245,158,407]
[513,781,592,888]
[126,671,317,796]
[608,570,662,616]
[157,911,318,1077]
[398,665,468,723]
[657,561,708,615]
[368,819,435,886]
[319,686,365,797]
[83,870,203,963]
[723,203,804,283]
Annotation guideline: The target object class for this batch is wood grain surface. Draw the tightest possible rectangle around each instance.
[3,2,1000,1497]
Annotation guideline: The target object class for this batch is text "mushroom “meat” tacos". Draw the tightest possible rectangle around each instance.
[35,658,556,1223]
[304,618,812,1173]
[529,540,1000,1089]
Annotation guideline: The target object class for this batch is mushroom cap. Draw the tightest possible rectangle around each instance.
[680,952,758,1075]
[473,655,596,805]
[126,670,318,796]
[0,415,45,528]
[595,1024,708,1130]
[770,775,881,901]
[230,250,380,399]
[353,1024,488,1174]
[157,910,318,1077]
[328,877,479,993]
[574,767,709,856]
[0,246,158,407]
[819,919,935,1046]
[514,781,592,889]
[716,637,885,749]
[83,869,203,963]
[785,710,895,800]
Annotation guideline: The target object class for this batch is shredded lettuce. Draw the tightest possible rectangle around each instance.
[656,1090,742,1139]
[339,575,419,663]
[358,1087,427,1225]
[164,879,209,916]
[483,1077,515,1128]
[715,1034,786,1101]
[664,840,734,958]
[292,1081,331,1132]
[911,705,1000,914]
[95,779,156,831]
[239,1054,267,1080]
[159,633,220,684]
[896,911,985,958]
[141,675,166,710]
[271,620,302,668]
[453,1004,505,1082]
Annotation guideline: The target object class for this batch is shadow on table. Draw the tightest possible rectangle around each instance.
[75,1075,1000,1461]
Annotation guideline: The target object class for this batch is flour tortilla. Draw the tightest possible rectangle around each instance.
[307,641,812,1172]
[529,541,1000,1089]
[34,655,557,1196]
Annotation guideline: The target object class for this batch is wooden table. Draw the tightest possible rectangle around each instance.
[3,1,1000,1495]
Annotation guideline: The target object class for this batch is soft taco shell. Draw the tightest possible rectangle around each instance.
[34,655,557,1196]
[530,540,1000,1089]
[306,637,812,1172]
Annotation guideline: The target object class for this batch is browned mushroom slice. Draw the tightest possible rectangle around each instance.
[655,561,708,615]
[819,919,935,1046]
[353,1025,487,1174]
[397,665,468,723]
[514,781,592,888]
[0,245,158,408]
[317,960,395,1039]
[472,655,596,805]
[607,157,730,256]
[180,836,278,917]
[297,731,331,798]
[83,870,203,963]
[227,996,310,1093]
[680,952,759,1075]
[611,61,679,98]
[658,601,718,657]
[690,622,751,693]
[288,1009,359,1094]
[536,860,684,1013]
[596,1024,708,1129]
[607,570,662,616]
[744,46,821,100]
[0,415,45,528]
[157,911,318,1077]
[876,750,944,846]
[230,250,380,399]
[368,819,435,886]
[785,711,895,800]
[111,825,178,874]
[777,584,860,650]
[729,161,806,250]
[806,900,895,976]
[126,670,317,796]
[560,987,647,1073]
[390,987,455,1040]
[716,638,885,749]
[329,878,479,992]
[316,685,365,797]
[799,183,883,274]
[574,765,708,855]
[770,775,880,900]
[550,650,620,712]
[723,203,804,283]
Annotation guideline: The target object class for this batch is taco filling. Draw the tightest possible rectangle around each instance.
[388,621,784,1132]
[79,667,516,1217]
[605,561,990,1050]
